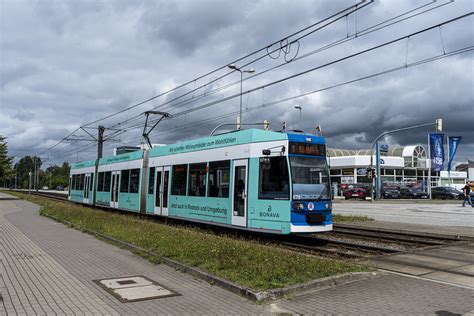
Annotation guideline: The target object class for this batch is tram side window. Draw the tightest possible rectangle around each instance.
[104,171,112,192]
[120,169,130,193]
[97,172,104,191]
[208,160,230,198]
[79,174,85,191]
[89,173,94,191]
[129,169,140,194]
[258,157,289,200]
[73,175,77,190]
[148,167,155,194]
[188,163,207,197]
[171,164,188,195]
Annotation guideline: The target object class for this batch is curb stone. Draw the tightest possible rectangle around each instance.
[41,212,378,302]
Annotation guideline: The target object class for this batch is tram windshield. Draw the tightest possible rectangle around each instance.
[290,156,330,200]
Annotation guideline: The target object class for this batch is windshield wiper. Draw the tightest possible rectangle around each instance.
[316,186,328,201]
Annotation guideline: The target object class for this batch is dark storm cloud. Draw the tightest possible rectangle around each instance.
[0,0,472,165]
[140,1,243,57]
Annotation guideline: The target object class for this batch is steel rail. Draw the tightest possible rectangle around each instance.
[333,223,472,241]
[331,229,448,246]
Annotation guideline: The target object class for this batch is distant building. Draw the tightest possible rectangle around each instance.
[327,145,467,196]
[456,160,474,181]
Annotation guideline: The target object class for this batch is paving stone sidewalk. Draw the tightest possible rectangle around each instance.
[0,197,267,315]
[1,194,473,315]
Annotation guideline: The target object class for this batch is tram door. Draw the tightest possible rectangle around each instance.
[83,174,91,204]
[154,166,170,216]
[232,159,248,227]
[110,171,120,208]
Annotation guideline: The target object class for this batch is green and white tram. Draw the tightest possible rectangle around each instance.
[95,150,145,212]
[69,159,96,205]
[69,129,332,234]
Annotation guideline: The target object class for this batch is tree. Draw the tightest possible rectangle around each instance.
[40,162,70,189]
[15,156,42,189]
[0,135,14,186]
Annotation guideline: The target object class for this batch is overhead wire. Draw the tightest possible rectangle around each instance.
[36,1,466,163]
[99,45,473,154]
[108,0,454,134]
[81,1,369,128]
[131,13,472,128]
[33,1,370,160]
[104,1,371,131]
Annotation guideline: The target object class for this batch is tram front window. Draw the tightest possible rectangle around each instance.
[290,156,330,200]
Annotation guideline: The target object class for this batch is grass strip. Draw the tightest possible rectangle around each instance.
[333,214,374,222]
[6,191,369,291]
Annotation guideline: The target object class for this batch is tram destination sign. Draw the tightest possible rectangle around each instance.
[289,142,326,156]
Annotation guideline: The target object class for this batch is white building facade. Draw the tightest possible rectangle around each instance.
[327,145,467,196]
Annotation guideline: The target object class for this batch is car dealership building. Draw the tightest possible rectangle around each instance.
[327,145,467,196]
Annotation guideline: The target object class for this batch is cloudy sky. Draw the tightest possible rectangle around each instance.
[1,0,472,167]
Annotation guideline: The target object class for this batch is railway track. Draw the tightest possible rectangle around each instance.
[31,191,69,201]
[333,223,470,242]
[280,234,401,259]
[8,190,469,259]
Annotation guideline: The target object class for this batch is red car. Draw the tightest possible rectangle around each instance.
[343,187,367,200]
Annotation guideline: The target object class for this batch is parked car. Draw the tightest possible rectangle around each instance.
[382,189,401,199]
[431,187,463,200]
[400,188,428,199]
[42,186,49,190]
[343,187,367,200]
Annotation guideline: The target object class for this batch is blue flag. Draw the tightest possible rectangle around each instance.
[429,133,444,172]
[448,136,462,171]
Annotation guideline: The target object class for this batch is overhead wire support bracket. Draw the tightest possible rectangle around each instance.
[142,111,172,149]
[80,127,97,141]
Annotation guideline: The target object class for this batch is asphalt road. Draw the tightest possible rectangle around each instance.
[333,200,474,228]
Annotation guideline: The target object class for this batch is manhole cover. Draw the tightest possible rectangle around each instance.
[94,276,179,302]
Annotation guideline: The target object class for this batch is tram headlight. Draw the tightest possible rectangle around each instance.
[325,202,331,209]
[293,203,305,210]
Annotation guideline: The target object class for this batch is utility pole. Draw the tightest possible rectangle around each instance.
[294,105,302,130]
[33,157,37,191]
[28,171,32,195]
[98,125,105,159]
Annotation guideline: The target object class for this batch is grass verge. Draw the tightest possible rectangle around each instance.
[333,214,374,222]
[6,191,369,291]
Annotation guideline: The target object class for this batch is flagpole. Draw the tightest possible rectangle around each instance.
[428,134,432,199]
[447,134,451,188]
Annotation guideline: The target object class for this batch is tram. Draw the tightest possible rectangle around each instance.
[69,129,332,234]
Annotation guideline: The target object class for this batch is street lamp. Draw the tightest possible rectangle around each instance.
[294,105,302,130]
[368,119,442,201]
[228,64,255,130]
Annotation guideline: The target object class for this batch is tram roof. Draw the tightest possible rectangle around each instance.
[149,128,324,158]
[98,149,144,166]
[71,129,325,166]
